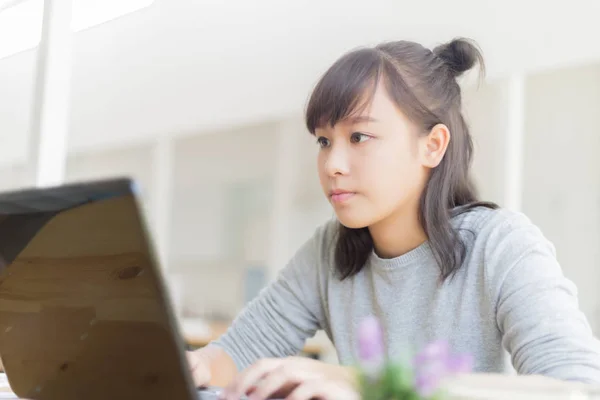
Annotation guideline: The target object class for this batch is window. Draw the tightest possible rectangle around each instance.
[0,0,154,60]
[0,0,43,60]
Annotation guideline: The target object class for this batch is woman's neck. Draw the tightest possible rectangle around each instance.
[368,201,427,259]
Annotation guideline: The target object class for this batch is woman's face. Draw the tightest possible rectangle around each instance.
[315,82,432,229]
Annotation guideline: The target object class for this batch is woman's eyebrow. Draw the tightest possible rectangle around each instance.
[348,116,379,123]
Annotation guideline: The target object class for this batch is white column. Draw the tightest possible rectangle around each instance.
[503,74,526,211]
[152,136,174,270]
[28,0,73,187]
[266,117,302,281]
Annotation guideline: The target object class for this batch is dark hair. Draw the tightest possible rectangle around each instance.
[305,37,497,281]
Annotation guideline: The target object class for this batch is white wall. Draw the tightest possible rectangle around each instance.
[65,142,155,214]
[522,63,600,331]
[169,121,278,262]
[0,51,35,166]
[464,79,510,205]
[167,121,280,318]
[0,164,28,191]
[166,119,333,318]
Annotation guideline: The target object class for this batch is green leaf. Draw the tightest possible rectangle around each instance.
[358,362,428,400]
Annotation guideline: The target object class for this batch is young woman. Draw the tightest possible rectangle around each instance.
[187,38,600,399]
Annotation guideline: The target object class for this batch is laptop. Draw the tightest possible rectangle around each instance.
[0,178,247,400]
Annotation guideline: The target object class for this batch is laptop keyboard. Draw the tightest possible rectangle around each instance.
[197,387,249,400]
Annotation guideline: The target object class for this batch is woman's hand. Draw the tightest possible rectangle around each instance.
[186,350,213,387]
[278,378,360,400]
[220,357,358,400]
[186,345,239,388]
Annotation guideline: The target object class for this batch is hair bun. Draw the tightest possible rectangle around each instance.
[433,37,485,79]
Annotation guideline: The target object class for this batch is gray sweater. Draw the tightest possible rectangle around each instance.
[212,207,600,383]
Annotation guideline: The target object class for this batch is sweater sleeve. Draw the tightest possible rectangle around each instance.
[209,222,333,371]
[488,212,600,383]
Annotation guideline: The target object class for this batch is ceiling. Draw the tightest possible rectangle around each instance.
[1,0,600,165]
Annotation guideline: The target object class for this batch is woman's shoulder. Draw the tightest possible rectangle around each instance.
[452,204,556,260]
[453,204,537,232]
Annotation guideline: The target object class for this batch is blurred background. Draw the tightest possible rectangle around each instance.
[1,0,600,362]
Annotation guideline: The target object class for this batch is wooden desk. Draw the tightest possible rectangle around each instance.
[183,320,329,359]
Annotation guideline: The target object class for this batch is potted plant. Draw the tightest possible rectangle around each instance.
[357,316,473,400]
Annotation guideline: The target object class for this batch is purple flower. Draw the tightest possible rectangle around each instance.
[357,316,384,364]
[413,340,473,397]
[414,339,450,364]
[446,353,474,374]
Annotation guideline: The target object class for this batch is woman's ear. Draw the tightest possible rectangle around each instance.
[420,124,450,168]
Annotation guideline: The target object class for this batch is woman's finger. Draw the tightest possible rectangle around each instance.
[186,351,211,387]
[285,379,360,400]
[248,365,299,400]
[221,358,279,399]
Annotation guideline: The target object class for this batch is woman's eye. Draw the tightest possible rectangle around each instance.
[350,132,371,144]
[316,136,330,148]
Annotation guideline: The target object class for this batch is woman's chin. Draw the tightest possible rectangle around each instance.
[335,213,372,230]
